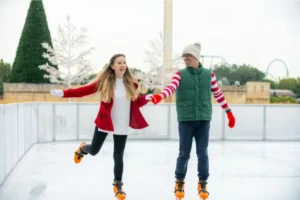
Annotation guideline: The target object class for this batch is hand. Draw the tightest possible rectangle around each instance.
[226,109,235,128]
[151,94,163,105]
[145,94,153,100]
[50,89,64,97]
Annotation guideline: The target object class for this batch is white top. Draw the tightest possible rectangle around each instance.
[98,78,131,135]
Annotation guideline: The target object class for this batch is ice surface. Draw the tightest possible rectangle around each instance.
[0,141,300,200]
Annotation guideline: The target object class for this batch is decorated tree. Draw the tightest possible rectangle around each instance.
[10,0,56,83]
[38,15,94,88]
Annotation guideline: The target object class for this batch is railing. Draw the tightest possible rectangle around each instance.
[0,102,299,186]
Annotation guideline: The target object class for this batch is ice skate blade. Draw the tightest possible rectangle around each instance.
[115,193,126,200]
[199,192,209,200]
[175,195,184,199]
[175,194,184,200]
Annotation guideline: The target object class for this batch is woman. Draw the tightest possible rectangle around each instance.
[50,54,153,200]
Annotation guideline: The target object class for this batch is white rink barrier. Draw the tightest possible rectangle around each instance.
[0,103,37,187]
[0,102,300,186]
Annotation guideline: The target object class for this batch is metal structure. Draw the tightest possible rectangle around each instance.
[200,55,232,68]
[265,59,289,79]
[265,72,278,82]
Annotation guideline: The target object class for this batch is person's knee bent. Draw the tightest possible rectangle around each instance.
[89,148,100,156]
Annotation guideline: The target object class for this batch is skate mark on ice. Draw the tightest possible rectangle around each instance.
[29,183,46,200]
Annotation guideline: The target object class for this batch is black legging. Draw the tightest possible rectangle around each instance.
[82,126,128,181]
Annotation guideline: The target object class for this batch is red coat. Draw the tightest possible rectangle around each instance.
[62,82,149,131]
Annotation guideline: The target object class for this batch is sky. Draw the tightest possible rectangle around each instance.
[0,0,300,80]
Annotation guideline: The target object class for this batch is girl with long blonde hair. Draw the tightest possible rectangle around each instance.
[50,54,153,200]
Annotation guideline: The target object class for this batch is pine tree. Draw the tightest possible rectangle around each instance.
[10,0,57,83]
[0,79,3,97]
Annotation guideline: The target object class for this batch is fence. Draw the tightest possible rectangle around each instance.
[0,102,300,186]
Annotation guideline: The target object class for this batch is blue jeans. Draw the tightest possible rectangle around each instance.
[175,120,210,180]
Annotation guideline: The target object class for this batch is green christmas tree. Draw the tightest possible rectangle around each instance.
[10,0,57,83]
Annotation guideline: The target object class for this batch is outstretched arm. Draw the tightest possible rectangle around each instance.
[136,94,152,107]
[160,71,181,98]
[151,71,181,104]
[63,82,98,98]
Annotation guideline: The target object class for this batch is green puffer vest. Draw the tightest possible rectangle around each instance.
[175,63,212,121]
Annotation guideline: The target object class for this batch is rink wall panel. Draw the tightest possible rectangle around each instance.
[0,105,5,186]
[54,103,78,141]
[127,104,169,139]
[78,103,98,140]
[37,103,54,142]
[224,105,265,140]
[0,103,36,187]
[1,102,300,187]
[265,105,300,140]
[31,103,38,144]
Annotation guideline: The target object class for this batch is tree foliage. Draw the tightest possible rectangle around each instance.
[38,15,94,88]
[262,79,278,89]
[0,59,11,82]
[270,96,297,104]
[213,64,265,85]
[277,78,300,97]
[0,59,11,97]
[143,32,182,89]
[0,79,3,97]
[144,32,182,71]
[10,0,57,83]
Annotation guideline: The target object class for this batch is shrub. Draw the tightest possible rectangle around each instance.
[270,96,297,104]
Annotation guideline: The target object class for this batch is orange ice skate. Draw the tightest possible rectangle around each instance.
[198,180,209,200]
[174,179,185,199]
[74,142,87,164]
[113,180,126,200]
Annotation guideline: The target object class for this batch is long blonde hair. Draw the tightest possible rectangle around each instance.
[91,54,138,103]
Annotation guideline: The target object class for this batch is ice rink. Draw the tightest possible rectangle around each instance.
[0,140,300,200]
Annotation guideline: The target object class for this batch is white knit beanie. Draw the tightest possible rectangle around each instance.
[182,42,201,60]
